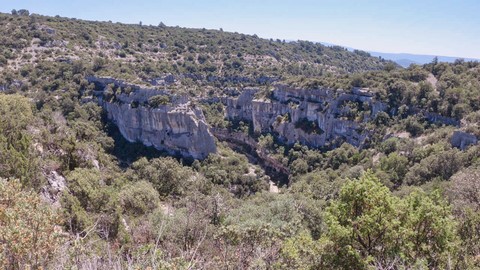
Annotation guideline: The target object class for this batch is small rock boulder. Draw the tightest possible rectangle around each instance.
[451,131,478,150]
[41,171,66,207]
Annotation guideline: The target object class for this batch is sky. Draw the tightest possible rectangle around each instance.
[1,0,479,59]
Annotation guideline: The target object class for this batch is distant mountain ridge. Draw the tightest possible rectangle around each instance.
[368,51,480,67]
[319,42,479,67]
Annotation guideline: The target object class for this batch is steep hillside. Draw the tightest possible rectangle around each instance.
[0,12,391,88]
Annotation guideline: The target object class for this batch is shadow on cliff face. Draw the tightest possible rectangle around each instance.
[105,122,194,168]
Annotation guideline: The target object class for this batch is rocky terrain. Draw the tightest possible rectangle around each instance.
[222,86,387,148]
[88,75,386,159]
[88,76,216,159]
[88,76,478,161]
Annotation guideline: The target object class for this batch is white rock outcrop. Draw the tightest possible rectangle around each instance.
[104,101,216,159]
[89,76,389,155]
[41,171,66,207]
[223,86,387,148]
[89,76,217,160]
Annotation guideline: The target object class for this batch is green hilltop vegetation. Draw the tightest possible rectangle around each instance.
[1,10,480,269]
[0,11,391,89]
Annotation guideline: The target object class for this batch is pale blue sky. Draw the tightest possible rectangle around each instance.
[1,0,479,58]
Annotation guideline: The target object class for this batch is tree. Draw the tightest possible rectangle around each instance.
[321,172,458,269]
[449,167,480,268]
[148,95,171,108]
[405,116,424,136]
[17,9,30,16]
[405,149,463,185]
[401,190,458,268]
[63,168,120,236]
[280,231,325,269]
[386,80,408,109]
[92,57,106,71]
[450,167,480,211]
[0,94,39,187]
[323,172,402,269]
[379,152,409,187]
[129,157,192,198]
[119,180,160,216]
[350,74,364,88]
[219,193,306,269]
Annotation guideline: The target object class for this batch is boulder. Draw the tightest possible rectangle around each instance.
[41,171,66,207]
[451,131,478,150]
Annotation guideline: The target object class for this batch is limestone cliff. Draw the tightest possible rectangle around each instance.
[88,75,475,160]
[89,77,217,160]
[223,86,387,148]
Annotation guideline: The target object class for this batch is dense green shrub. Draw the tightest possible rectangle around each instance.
[119,180,160,215]
[0,94,40,187]
[129,157,192,198]
[201,148,269,197]
[321,172,458,269]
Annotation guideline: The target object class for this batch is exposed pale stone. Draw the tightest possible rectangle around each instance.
[223,85,387,148]
[41,171,66,207]
[104,101,216,159]
[89,76,217,160]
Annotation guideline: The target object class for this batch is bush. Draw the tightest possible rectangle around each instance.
[294,118,323,134]
[322,172,458,269]
[0,179,62,269]
[0,94,39,187]
[119,181,160,216]
[148,95,170,108]
[0,55,7,66]
[405,117,424,136]
[405,149,464,185]
[130,157,192,198]
[63,168,121,236]
[202,102,229,128]
[201,149,268,197]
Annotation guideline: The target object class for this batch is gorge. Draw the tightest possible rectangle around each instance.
[88,76,478,166]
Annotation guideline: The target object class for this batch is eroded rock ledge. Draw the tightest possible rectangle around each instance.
[222,85,387,148]
[88,76,388,159]
[87,76,476,161]
[88,76,217,160]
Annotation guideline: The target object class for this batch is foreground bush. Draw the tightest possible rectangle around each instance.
[0,179,62,269]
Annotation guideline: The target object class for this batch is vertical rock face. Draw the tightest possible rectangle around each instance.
[88,76,390,156]
[89,77,217,160]
[223,86,387,148]
[86,76,474,159]
[104,102,217,159]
